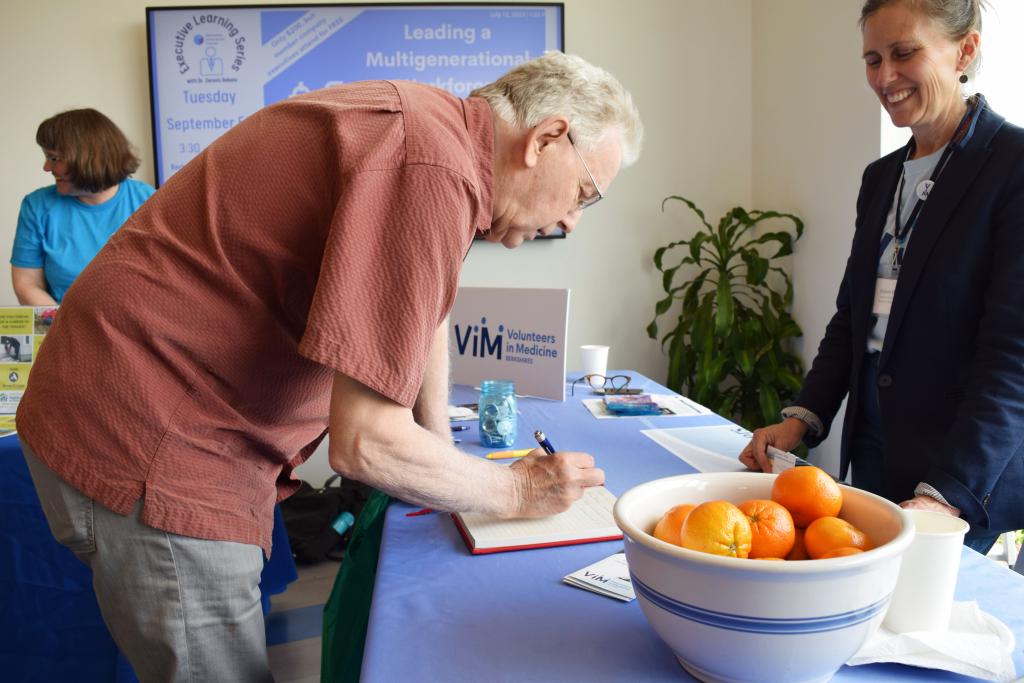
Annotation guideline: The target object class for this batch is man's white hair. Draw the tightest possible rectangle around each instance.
[471,51,643,167]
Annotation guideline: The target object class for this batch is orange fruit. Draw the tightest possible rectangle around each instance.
[771,466,842,527]
[786,527,809,561]
[680,500,752,558]
[804,516,872,559]
[653,504,696,546]
[755,557,784,561]
[819,547,865,559]
[737,499,795,559]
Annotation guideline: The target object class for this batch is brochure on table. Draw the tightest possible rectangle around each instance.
[448,287,569,401]
[642,423,752,473]
[0,305,58,435]
[582,394,712,419]
[563,552,636,602]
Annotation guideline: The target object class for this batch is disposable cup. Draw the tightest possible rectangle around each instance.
[580,345,609,386]
[883,509,969,633]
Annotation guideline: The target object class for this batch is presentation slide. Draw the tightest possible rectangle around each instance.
[147,4,563,185]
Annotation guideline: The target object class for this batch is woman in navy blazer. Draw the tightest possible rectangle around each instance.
[741,0,1024,553]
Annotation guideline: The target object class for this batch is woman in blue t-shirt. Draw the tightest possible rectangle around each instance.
[11,109,155,304]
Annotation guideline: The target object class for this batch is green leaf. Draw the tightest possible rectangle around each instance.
[654,294,675,317]
[746,231,793,258]
[718,391,739,421]
[761,297,778,335]
[742,209,804,242]
[682,270,710,312]
[737,349,754,376]
[662,195,715,233]
[778,320,803,339]
[741,249,769,286]
[776,268,795,307]
[759,384,781,425]
[689,232,708,264]
[715,277,734,335]
[691,292,715,350]
[666,316,689,391]
[661,265,681,294]
[717,211,735,244]
[777,369,803,393]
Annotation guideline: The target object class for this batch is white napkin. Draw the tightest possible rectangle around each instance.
[848,601,1016,682]
[447,405,477,421]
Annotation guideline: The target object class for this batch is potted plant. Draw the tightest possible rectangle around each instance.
[647,196,805,430]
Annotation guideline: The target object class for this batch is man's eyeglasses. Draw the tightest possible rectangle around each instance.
[570,373,636,396]
[567,132,604,212]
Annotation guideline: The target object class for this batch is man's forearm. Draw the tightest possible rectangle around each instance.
[328,371,602,520]
[330,372,519,516]
[413,319,452,439]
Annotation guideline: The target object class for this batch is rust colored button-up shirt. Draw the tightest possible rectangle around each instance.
[18,81,493,552]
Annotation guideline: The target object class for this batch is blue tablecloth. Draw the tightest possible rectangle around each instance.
[359,372,1024,682]
[0,433,298,682]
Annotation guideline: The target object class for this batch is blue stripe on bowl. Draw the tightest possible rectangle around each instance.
[632,575,890,634]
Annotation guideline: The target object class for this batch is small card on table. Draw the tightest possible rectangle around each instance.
[563,552,636,602]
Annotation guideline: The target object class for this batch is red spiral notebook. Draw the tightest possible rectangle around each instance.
[451,486,622,555]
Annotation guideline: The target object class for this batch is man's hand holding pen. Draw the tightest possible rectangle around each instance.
[504,430,604,518]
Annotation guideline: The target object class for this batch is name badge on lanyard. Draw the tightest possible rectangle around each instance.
[873,277,897,316]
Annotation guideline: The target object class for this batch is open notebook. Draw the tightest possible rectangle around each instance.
[451,486,622,554]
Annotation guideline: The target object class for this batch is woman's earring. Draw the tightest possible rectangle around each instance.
[959,73,969,84]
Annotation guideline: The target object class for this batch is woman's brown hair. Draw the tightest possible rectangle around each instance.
[35,109,141,193]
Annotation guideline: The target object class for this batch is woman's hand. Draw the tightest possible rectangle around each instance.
[739,417,809,472]
[899,495,959,516]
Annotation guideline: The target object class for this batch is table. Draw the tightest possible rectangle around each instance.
[0,433,298,682]
[359,372,1024,682]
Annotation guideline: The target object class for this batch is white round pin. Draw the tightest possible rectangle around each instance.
[916,179,934,201]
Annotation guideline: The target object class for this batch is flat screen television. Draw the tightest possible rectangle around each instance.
[145,3,564,187]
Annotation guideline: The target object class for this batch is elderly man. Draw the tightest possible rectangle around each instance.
[17,51,642,681]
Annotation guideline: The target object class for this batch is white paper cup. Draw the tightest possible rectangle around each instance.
[580,345,609,386]
[883,509,969,633]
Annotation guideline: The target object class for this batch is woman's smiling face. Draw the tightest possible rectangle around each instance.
[862,2,975,141]
[42,149,75,194]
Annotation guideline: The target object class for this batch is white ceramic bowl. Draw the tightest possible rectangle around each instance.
[613,472,914,683]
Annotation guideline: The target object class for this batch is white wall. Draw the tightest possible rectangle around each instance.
[752,0,879,475]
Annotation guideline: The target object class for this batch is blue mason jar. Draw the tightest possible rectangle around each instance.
[479,380,517,448]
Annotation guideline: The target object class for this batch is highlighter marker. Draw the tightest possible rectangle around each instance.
[485,448,534,460]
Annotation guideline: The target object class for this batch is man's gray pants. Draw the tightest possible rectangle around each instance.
[22,442,274,683]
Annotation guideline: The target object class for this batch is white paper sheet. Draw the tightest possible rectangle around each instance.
[641,424,752,473]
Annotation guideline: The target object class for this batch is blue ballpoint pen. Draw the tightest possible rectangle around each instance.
[533,430,556,455]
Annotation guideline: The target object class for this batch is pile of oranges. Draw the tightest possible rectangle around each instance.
[651,466,873,560]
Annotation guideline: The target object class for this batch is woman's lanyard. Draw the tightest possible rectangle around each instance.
[878,98,983,276]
